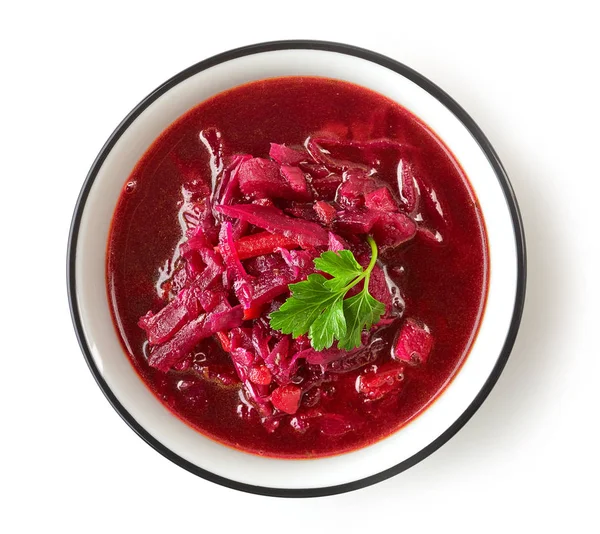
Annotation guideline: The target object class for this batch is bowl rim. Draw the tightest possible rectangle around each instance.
[67,39,526,498]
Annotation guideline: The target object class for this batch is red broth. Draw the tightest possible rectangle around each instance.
[107,77,488,458]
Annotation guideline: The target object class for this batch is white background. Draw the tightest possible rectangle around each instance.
[1,1,598,532]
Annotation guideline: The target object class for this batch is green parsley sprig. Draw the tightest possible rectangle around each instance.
[269,236,385,351]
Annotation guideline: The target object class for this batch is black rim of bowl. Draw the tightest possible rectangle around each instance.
[67,40,527,498]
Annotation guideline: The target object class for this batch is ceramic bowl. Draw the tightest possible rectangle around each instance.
[67,40,526,497]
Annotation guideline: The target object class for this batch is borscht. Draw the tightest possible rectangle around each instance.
[107,77,488,458]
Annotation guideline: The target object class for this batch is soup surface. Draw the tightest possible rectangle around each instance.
[107,76,488,458]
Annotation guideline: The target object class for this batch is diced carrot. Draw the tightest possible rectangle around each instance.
[243,303,265,321]
[216,231,300,260]
[215,331,231,352]
[247,365,272,385]
[271,384,302,414]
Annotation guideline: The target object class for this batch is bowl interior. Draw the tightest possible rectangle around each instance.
[72,47,519,490]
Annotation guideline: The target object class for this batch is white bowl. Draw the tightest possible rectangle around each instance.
[67,40,526,497]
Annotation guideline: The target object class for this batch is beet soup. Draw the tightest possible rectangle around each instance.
[106,77,488,458]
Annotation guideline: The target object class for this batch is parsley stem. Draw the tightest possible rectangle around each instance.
[341,235,378,294]
[363,235,378,286]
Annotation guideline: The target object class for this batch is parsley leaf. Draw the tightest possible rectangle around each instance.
[314,250,363,292]
[338,291,386,350]
[269,236,385,351]
[269,274,335,338]
[309,297,347,350]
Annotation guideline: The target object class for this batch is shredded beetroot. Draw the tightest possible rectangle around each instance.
[336,170,381,208]
[138,130,432,431]
[307,136,413,175]
[250,267,298,306]
[334,208,381,234]
[269,143,306,166]
[372,211,417,248]
[215,204,329,248]
[215,154,252,206]
[237,158,287,199]
[310,173,342,199]
[314,201,337,225]
[193,249,224,291]
[148,306,244,372]
[280,165,312,200]
[138,298,190,345]
[328,232,348,251]
[218,222,253,308]
[365,187,398,212]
